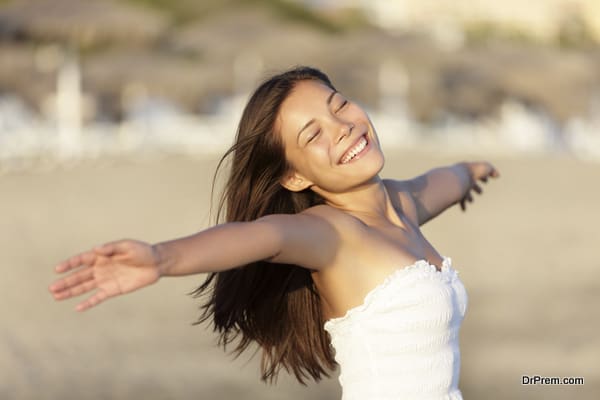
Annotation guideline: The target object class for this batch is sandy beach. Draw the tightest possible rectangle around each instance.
[1,149,598,399]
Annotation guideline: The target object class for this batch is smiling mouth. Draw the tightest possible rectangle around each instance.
[340,134,369,164]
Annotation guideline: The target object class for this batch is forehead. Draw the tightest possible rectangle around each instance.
[276,80,334,137]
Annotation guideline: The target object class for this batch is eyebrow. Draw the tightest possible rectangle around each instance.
[296,90,338,145]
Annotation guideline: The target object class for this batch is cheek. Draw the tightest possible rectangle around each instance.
[308,143,336,169]
[298,146,334,179]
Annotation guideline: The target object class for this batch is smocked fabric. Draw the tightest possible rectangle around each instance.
[323,256,468,400]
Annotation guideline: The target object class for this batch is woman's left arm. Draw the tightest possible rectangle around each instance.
[399,161,500,226]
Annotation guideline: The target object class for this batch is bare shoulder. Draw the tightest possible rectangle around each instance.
[382,178,419,226]
[259,204,354,233]
[258,205,358,270]
[301,203,347,221]
[301,204,364,232]
[301,204,366,247]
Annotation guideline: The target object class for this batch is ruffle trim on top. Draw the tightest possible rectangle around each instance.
[323,256,459,334]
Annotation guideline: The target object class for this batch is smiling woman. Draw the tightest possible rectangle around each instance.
[276,79,385,195]
[49,66,499,399]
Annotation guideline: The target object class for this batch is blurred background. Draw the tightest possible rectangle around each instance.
[1,0,598,399]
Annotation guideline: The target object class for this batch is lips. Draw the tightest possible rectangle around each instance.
[339,133,368,164]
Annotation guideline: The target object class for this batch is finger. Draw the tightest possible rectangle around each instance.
[54,255,82,273]
[53,278,97,301]
[76,290,109,312]
[480,176,488,183]
[94,243,116,256]
[49,268,94,294]
[467,193,473,203]
[490,168,500,178]
[460,198,466,211]
[55,251,96,273]
[472,184,483,194]
[94,240,129,256]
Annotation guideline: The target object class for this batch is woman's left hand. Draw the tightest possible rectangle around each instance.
[460,161,500,211]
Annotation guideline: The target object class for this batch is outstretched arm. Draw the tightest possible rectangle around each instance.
[49,212,338,312]
[154,212,338,276]
[390,161,500,226]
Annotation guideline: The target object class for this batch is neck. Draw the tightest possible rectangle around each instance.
[316,176,404,227]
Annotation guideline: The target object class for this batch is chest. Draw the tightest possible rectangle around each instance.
[314,216,444,321]
[354,215,443,270]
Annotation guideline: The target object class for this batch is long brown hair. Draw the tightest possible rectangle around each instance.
[190,66,338,385]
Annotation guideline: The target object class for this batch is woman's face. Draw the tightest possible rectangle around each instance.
[276,80,385,194]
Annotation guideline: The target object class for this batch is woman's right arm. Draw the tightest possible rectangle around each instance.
[49,210,339,311]
[156,211,339,276]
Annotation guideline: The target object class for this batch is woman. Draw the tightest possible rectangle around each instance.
[49,66,499,399]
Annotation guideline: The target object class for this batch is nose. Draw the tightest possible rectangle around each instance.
[336,121,354,143]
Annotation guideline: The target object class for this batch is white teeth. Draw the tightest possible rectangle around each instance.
[341,136,367,164]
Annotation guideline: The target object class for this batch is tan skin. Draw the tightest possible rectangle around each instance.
[49,80,499,319]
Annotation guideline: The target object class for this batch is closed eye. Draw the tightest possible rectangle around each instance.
[336,100,348,112]
[307,129,321,143]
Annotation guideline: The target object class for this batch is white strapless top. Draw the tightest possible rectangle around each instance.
[323,256,468,400]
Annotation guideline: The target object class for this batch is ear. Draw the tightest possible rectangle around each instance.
[280,172,313,192]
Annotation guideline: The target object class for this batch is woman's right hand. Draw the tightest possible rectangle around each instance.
[49,239,162,312]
